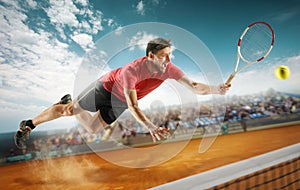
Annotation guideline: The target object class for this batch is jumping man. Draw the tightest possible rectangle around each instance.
[14,38,231,149]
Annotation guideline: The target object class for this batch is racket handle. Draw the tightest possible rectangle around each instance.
[226,74,235,85]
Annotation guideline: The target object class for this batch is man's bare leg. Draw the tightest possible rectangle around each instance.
[32,102,74,126]
[14,95,75,149]
[75,110,108,133]
[14,95,108,149]
[33,99,109,132]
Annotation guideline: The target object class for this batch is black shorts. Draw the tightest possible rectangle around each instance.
[77,80,128,124]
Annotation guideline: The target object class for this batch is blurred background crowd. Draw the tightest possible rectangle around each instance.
[1,89,299,164]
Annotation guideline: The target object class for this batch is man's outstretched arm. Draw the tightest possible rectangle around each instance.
[124,88,168,142]
[177,75,230,95]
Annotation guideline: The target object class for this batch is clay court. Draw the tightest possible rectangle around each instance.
[0,124,299,190]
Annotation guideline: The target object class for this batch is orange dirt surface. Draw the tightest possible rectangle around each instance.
[0,125,299,190]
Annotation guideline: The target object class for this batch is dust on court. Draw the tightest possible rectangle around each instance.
[0,124,299,190]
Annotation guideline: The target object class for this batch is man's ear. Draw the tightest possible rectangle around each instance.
[148,51,154,58]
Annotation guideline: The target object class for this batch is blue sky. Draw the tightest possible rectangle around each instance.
[0,0,300,133]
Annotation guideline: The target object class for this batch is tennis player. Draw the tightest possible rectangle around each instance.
[14,38,231,149]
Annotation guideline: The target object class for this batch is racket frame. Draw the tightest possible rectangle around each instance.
[226,22,275,85]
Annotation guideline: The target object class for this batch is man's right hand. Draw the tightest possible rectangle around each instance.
[145,121,169,142]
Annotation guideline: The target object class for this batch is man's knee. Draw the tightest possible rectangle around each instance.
[61,103,74,116]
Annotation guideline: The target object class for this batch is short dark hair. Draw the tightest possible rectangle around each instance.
[146,38,171,56]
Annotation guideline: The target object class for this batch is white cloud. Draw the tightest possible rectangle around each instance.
[0,0,22,10]
[0,93,46,115]
[0,2,81,104]
[0,0,119,132]
[134,0,164,16]
[107,18,114,27]
[128,31,176,59]
[114,26,123,36]
[128,31,158,51]
[45,0,105,46]
[90,18,104,34]
[71,33,94,51]
[26,0,37,9]
[74,0,88,7]
[79,20,91,32]
[136,0,145,15]
[46,0,80,29]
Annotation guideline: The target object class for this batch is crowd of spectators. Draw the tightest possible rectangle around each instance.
[116,89,299,137]
[5,89,300,162]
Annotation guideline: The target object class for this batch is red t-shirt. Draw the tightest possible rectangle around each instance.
[99,56,184,102]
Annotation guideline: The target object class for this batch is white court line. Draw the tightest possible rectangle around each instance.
[150,143,300,190]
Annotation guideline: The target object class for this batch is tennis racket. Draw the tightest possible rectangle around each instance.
[226,21,275,85]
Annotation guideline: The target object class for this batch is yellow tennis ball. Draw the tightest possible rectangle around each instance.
[275,65,290,80]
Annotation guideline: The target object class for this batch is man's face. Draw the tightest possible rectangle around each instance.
[150,47,171,73]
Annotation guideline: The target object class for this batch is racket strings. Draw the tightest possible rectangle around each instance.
[240,24,273,62]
